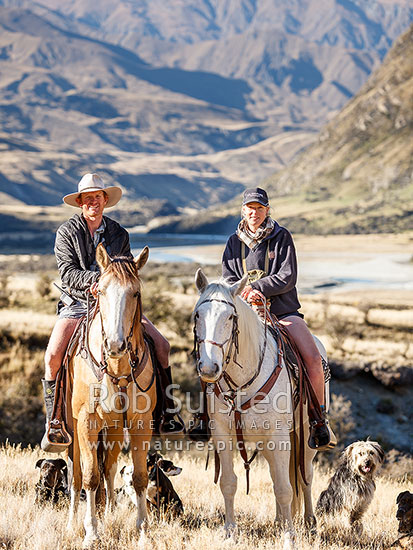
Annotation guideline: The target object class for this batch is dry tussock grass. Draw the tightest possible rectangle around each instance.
[0,309,55,335]
[0,443,409,550]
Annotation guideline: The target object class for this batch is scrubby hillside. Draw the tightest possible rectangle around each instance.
[264,24,413,234]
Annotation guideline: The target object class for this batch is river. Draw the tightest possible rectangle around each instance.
[130,233,413,294]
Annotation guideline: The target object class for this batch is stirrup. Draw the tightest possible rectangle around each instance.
[308,419,337,451]
[159,413,186,436]
[41,419,72,453]
[188,414,211,442]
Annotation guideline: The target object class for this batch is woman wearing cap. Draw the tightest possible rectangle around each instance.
[221,187,331,449]
[41,173,184,452]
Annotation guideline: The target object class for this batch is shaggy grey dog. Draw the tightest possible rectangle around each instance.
[316,440,385,529]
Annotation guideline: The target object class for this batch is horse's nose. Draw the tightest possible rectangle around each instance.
[197,361,220,381]
[107,339,127,357]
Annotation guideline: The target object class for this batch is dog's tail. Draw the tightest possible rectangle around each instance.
[289,431,304,518]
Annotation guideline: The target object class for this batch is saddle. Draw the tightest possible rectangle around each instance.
[268,322,331,409]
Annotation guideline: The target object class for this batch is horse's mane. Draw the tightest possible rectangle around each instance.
[103,257,140,286]
[196,282,264,366]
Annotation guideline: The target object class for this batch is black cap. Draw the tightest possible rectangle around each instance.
[242,187,269,207]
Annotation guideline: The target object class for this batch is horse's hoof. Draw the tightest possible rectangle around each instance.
[305,515,317,538]
[283,531,296,550]
[223,523,238,541]
[138,528,149,550]
[82,535,99,549]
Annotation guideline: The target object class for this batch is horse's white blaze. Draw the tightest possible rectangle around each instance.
[195,303,233,381]
[103,280,130,355]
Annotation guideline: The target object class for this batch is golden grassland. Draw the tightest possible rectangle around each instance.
[0,237,412,549]
[0,443,411,550]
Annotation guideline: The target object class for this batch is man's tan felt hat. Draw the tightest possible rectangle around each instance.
[63,173,122,208]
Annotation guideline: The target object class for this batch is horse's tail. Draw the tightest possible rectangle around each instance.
[289,431,303,518]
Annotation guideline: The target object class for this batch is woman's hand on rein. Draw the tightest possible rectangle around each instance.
[241,285,262,304]
[90,282,99,298]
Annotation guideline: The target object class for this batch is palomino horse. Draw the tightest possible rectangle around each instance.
[193,269,327,549]
[67,244,156,547]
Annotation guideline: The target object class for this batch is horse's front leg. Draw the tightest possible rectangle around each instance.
[77,409,100,548]
[216,435,237,534]
[262,440,295,550]
[129,432,149,531]
[104,425,123,516]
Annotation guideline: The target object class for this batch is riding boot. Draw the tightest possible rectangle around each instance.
[308,406,335,450]
[40,379,70,453]
[158,366,186,435]
[188,386,210,442]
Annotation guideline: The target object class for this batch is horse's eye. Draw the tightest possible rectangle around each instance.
[133,291,140,298]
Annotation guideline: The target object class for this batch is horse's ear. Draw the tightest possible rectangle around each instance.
[195,268,208,294]
[96,243,111,272]
[229,273,248,297]
[134,246,149,270]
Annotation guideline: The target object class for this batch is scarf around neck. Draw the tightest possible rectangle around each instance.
[236,217,275,250]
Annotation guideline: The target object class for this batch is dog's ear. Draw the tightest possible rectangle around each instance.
[55,459,67,471]
[35,459,45,469]
[371,442,385,463]
[397,491,409,504]
[343,442,355,459]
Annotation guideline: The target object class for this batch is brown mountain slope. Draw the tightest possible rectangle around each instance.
[263,23,413,233]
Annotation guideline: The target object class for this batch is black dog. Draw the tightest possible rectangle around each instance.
[396,491,413,534]
[146,452,183,516]
[118,452,183,516]
[387,491,413,548]
[35,458,68,505]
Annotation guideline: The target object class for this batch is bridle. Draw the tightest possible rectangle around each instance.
[85,261,155,394]
[193,296,267,393]
[193,298,240,367]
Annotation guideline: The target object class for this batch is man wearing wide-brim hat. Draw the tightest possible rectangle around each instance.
[41,173,184,452]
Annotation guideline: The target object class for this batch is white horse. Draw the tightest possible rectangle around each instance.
[193,270,328,549]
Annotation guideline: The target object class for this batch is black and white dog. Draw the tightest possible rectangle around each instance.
[35,458,68,505]
[316,440,384,530]
[118,452,183,516]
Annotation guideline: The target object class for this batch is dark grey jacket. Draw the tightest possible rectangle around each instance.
[222,221,301,317]
[54,213,131,304]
